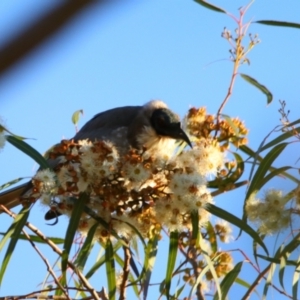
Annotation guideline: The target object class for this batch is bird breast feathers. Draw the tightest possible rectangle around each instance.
[136,125,177,156]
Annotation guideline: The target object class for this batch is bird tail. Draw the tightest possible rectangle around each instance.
[0,182,31,212]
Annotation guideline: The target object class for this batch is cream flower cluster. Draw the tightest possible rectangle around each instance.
[29,140,224,239]
[246,189,291,235]
[23,109,228,240]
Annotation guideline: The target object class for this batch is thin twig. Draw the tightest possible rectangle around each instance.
[178,240,204,300]
[20,228,70,299]
[216,2,255,133]
[1,205,100,300]
[231,249,293,299]
[119,243,131,300]
[0,286,98,300]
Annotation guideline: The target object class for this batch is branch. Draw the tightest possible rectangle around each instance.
[1,205,100,300]
[119,243,131,300]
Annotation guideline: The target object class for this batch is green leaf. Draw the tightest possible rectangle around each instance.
[82,205,123,242]
[0,178,25,191]
[214,261,243,300]
[205,203,268,255]
[245,143,288,201]
[165,231,178,298]
[0,125,28,140]
[263,263,276,299]
[74,223,98,271]
[0,232,64,244]
[0,207,30,286]
[205,221,217,254]
[85,241,122,279]
[256,20,300,30]
[240,74,273,105]
[74,279,88,299]
[260,126,300,152]
[293,256,300,300]
[221,114,240,136]
[256,254,296,266]
[143,234,159,299]
[174,283,186,298]
[191,235,221,299]
[71,109,84,126]
[282,118,300,128]
[279,251,288,290]
[194,0,226,13]
[277,232,300,260]
[208,152,244,189]
[61,193,88,273]
[240,145,299,184]
[257,166,292,190]
[191,210,199,241]
[235,277,258,294]
[105,239,116,300]
[6,135,50,169]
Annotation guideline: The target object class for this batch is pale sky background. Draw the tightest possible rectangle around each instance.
[1,1,300,299]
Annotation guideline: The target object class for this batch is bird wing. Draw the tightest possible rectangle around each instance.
[73,106,141,141]
[0,182,30,212]
[0,105,143,212]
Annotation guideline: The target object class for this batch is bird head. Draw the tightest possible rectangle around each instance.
[150,108,192,148]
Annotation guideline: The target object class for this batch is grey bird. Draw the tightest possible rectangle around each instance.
[0,100,192,219]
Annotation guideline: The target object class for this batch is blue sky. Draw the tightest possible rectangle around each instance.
[1,0,300,298]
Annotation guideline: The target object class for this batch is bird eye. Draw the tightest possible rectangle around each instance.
[156,117,166,127]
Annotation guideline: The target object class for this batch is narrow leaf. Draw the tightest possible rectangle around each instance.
[194,0,226,13]
[245,143,288,201]
[74,279,88,299]
[174,283,186,298]
[205,203,268,254]
[0,233,64,244]
[256,20,300,30]
[240,74,273,104]
[214,261,243,300]
[240,145,299,184]
[261,126,300,152]
[0,207,30,286]
[83,205,123,242]
[279,251,287,290]
[85,241,122,279]
[191,210,199,240]
[105,239,116,300]
[206,222,217,254]
[165,231,179,298]
[0,125,28,140]
[263,263,276,299]
[143,234,159,299]
[192,235,222,299]
[62,193,88,272]
[0,178,25,191]
[256,254,296,266]
[278,232,300,260]
[293,256,300,299]
[6,135,50,169]
[74,223,98,271]
[208,152,244,188]
[257,166,292,190]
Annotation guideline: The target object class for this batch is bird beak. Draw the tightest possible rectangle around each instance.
[168,126,192,148]
[178,128,193,148]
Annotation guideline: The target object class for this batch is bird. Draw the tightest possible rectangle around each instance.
[0,100,192,220]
